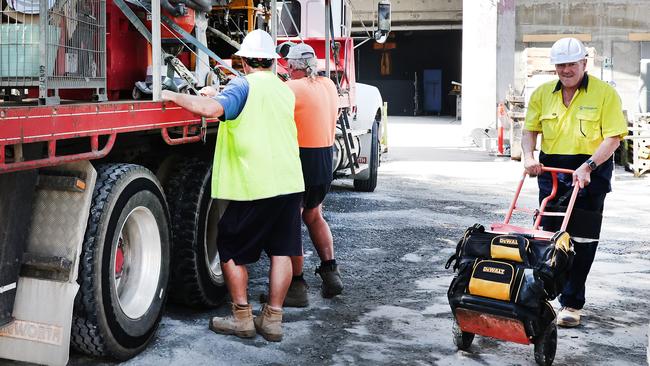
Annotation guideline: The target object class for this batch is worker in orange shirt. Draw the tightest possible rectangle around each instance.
[283,43,343,305]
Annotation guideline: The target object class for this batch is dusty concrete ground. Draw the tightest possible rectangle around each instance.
[70,116,649,366]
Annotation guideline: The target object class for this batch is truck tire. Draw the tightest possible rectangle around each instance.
[353,121,379,192]
[72,164,171,360]
[165,158,227,308]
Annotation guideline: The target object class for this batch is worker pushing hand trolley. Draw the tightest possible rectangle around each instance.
[445,167,579,366]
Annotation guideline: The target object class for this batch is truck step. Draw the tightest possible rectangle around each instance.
[37,170,87,192]
[335,163,369,177]
[20,253,74,282]
[336,128,370,137]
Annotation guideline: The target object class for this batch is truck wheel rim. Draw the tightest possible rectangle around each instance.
[114,206,162,319]
[204,200,224,284]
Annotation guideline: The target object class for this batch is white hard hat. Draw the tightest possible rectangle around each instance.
[550,37,588,65]
[285,43,316,60]
[235,29,280,59]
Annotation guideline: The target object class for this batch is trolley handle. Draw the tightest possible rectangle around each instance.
[503,167,579,232]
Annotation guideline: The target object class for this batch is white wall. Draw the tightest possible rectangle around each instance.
[515,1,650,118]
[462,0,498,138]
[497,0,516,103]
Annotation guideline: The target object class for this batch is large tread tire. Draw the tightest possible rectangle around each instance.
[165,158,227,308]
[353,121,379,192]
[71,164,171,360]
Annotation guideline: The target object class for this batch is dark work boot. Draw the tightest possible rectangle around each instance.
[284,275,309,307]
[259,275,309,307]
[315,261,343,298]
[208,303,256,338]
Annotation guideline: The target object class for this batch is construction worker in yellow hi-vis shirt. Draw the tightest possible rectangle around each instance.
[523,37,628,328]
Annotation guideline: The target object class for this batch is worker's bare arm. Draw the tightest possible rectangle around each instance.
[161,90,224,118]
[522,129,543,176]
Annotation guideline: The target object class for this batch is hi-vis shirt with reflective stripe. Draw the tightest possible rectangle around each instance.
[524,74,628,155]
[211,71,304,201]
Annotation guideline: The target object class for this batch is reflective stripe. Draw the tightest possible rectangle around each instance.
[0,282,16,294]
[572,237,598,243]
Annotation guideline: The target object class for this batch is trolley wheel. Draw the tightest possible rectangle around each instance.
[534,322,557,366]
[452,319,474,351]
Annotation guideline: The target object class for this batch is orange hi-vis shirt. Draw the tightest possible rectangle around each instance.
[287,76,338,148]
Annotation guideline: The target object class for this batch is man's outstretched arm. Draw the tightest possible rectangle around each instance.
[161,90,224,118]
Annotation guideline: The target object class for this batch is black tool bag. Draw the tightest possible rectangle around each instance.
[446,224,574,309]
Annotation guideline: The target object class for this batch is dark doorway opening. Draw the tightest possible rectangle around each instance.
[356,30,462,117]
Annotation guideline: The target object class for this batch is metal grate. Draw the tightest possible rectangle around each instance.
[0,0,107,105]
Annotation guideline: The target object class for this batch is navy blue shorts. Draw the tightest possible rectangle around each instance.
[217,192,303,265]
[303,184,330,209]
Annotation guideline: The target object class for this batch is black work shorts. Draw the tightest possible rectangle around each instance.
[303,184,330,209]
[217,192,303,265]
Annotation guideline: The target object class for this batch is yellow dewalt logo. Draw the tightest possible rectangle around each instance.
[483,266,505,275]
[499,238,518,245]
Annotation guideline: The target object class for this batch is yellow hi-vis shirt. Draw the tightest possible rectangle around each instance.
[211,71,304,200]
[524,74,628,155]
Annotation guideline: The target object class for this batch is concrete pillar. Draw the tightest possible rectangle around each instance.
[462,0,515,144]
[497,0,515,103]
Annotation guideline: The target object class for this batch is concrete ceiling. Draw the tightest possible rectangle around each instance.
[350,0,462,32]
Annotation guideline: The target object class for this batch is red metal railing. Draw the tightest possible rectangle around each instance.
[0,101,218,173]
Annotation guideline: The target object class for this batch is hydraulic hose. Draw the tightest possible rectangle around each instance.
[185,0,213,12]
[161,0,186,16]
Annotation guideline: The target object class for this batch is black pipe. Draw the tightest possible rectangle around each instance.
[161,0,186,16]
[184,0,212,12]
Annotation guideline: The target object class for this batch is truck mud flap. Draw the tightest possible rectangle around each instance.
[0,170,37,327]
[0,161,96,366]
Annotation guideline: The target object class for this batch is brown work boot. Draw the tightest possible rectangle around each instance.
[315,261,343,298]
[208,303,256,338]
[254,304,283,342]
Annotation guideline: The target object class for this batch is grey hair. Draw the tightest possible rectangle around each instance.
[287,57,318,79]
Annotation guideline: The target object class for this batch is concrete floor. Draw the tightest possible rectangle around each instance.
[62,115,650,366]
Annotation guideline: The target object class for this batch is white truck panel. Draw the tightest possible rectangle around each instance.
[353,82,383,131]
[351,83,383,179]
